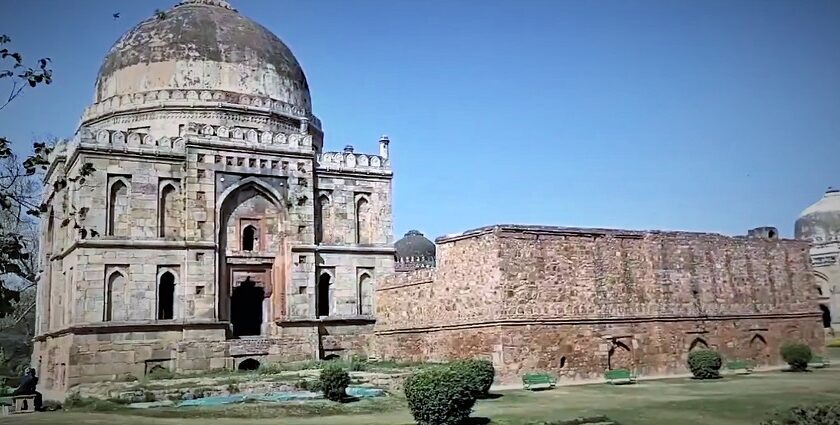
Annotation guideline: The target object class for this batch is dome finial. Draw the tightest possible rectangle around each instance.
[178,0,235,10]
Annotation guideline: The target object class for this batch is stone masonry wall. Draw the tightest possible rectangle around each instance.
[374,225,824,383]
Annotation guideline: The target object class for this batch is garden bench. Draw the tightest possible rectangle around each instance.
[522,373,557,390]
[11,395,35,414]
[809,356,830,369]
[725,359,756,374]
[604,368,636,385]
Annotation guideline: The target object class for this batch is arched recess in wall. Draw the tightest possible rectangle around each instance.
[358,272,373,315]
[355,196,371,244]
[317,271,332,317]
[105,270,127,322]
[158,270,177,320]
[216,178,286,322]
[688,337,709,351]
[158,182,179,239]
[317,194,330,244]
[749,334,768,363]
[607,339,632,370]
[107,178,130,237]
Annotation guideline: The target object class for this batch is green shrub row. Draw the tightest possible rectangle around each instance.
[762,402,840,425]
[686,341,818,379]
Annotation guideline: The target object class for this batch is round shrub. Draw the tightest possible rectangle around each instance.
[450,359,496,397]
[404,367,477,425]
[687,349,722,379]
[780,342,813,372]
[319,363,350,402]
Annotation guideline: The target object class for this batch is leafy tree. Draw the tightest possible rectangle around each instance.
[0,35,95,328]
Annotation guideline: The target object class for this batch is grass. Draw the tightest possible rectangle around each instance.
[5,349,840,425]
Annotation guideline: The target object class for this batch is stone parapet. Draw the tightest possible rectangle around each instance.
[316,151,391,176]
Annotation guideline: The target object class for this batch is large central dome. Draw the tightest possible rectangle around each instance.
[93,0,311,114]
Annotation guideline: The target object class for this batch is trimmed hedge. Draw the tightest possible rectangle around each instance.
[780,342,813,372]
[687,349,722,379]
[450,359,495,397]
[761,402,840,425]
[319,363,350,402]
[404,367,477,425]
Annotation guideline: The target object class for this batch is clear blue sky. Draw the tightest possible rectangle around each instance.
[1,0,838,240]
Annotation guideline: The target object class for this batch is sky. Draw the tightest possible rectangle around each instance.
[0,0,838,240]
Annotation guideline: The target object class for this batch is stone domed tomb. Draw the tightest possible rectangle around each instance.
[33,0,394,399]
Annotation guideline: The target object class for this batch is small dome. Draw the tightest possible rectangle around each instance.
[395,230,436,260]
[94,0,310,112]
[796,187,840,243]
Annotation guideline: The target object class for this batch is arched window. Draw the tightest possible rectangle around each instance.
[238,358,260,371]
[107,179,129,236]
[355,197,370,244]
[158,183,178,238]
[358,273,372,315]
[105,271,126,322]
[158,272,176,320]
[242,225,258,251]
[317,273,331,317]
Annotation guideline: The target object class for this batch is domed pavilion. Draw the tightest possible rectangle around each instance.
[33,0,394,399]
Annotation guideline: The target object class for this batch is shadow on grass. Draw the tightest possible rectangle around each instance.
[339,396,361,404]
[463,417,491,425]
[478,393,504,400]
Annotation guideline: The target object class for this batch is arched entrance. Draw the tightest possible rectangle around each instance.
[820,304,832,328]
[317,273,331,317]
[231,277,264,337]
[216,178,286,330]
[158,271,175,320]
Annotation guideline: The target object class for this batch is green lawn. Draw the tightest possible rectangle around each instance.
[5,350,840,425]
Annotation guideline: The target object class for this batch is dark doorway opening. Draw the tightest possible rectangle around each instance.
[238,358,260,371]
[158,272,175,320]
[231,278,264,337]
[317,273,331,317]
[821,304,832,328]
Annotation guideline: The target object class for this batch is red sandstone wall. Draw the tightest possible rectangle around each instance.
[376,233,503,331]
[374,226,824,383]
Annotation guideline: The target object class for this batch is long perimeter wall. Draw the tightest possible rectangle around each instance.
[373,225,824,383]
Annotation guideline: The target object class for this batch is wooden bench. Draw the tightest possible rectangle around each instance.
[809,356,830,369]
[604,369,636,385]
[725,359,756,374]
[522,373,557,390]
[12,395,35,414]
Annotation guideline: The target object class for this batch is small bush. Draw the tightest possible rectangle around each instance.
[687,349,722,379]
[761,402,840,425]
[147,367,175,380]
[449,359,496,397]
[296,379,323,393]
[257,362,285,375]
[349,354,369,371]
[319,363,350,402]
[781,342,813,372]
[404,367,477,425]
